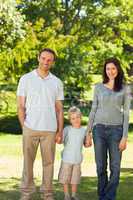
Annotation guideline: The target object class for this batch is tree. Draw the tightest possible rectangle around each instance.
[18,0,133,78]
[0,0,133,93]
[0,0,25,51]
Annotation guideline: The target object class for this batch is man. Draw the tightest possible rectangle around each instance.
[17,48,64,200]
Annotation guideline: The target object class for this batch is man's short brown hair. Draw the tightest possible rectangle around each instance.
[39,48,56,61]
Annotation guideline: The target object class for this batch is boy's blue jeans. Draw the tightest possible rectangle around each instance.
[93,124,123,200]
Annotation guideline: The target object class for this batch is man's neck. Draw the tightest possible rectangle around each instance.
[36,68,50,78]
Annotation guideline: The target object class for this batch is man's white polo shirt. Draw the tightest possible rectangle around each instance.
[17,70,64,132]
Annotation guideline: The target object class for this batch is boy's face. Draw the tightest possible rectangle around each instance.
[70,113,81,128]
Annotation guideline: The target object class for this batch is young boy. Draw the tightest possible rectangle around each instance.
[58,106,91,200]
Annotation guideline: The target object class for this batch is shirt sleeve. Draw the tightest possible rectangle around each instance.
[86,84,98,134]
[122,85,131,138]
[17,76,27,97]
[56,80,64,101]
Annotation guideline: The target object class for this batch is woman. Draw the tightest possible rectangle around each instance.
[87,58,131,200]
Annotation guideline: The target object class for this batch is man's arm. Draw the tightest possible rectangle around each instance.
[17,96,26,128]
[55,100,64,144]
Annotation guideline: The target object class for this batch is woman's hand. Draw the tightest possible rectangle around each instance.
[119,137,127,152]
[84,134,92,147]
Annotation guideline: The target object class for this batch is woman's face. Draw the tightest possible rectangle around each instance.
[106,63,118,81]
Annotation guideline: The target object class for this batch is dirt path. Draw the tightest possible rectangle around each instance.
[0,143,132,179]
[0,156,97,179]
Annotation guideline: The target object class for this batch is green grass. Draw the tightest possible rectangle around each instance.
[0,133,133,199]
[0,172,133,200]
[0,177,97,200]
[0,134,22,157]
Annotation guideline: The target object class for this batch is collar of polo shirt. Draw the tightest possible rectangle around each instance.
[33,69,52,80]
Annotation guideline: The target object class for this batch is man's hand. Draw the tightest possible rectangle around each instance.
[119,137,127,152]
[55,132,63,144]
[84,134,92,147]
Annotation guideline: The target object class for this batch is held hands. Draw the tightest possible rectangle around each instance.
[119,137,127,152]
[84,134,92,147]
[55,131,63,144]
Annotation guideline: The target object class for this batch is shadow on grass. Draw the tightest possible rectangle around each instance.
[1,114,133,135]
[0,115,21,134]
[117,168,133,200]
[0,169,133,200]
[0,177,97,200]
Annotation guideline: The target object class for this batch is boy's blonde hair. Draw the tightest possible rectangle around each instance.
[68,106,82,119]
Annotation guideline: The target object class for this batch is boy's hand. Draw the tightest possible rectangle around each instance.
[55,132,63,144]
[84,134,92,147]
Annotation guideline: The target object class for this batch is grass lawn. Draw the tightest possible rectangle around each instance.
[0,173,133,200]
[0,133,133,200]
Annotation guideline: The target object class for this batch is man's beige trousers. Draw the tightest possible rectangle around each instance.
[20,126,56,196]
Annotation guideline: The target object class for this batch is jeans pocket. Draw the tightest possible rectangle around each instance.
[92,124,103,141]
[92,125,97,138]
[112,126,123,141]
[116,126,123,134]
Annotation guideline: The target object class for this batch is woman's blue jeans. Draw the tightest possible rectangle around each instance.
[93,124,123,200]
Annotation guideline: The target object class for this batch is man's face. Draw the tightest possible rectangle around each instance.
[38,51,55,72]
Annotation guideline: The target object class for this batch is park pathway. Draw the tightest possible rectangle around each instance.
[0,142,132,179]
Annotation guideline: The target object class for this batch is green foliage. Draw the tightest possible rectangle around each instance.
[0,23,38,82]
[0,0,133,93]
[0,0,25,50]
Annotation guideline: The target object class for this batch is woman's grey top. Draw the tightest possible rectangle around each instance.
[87,83,131,138]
